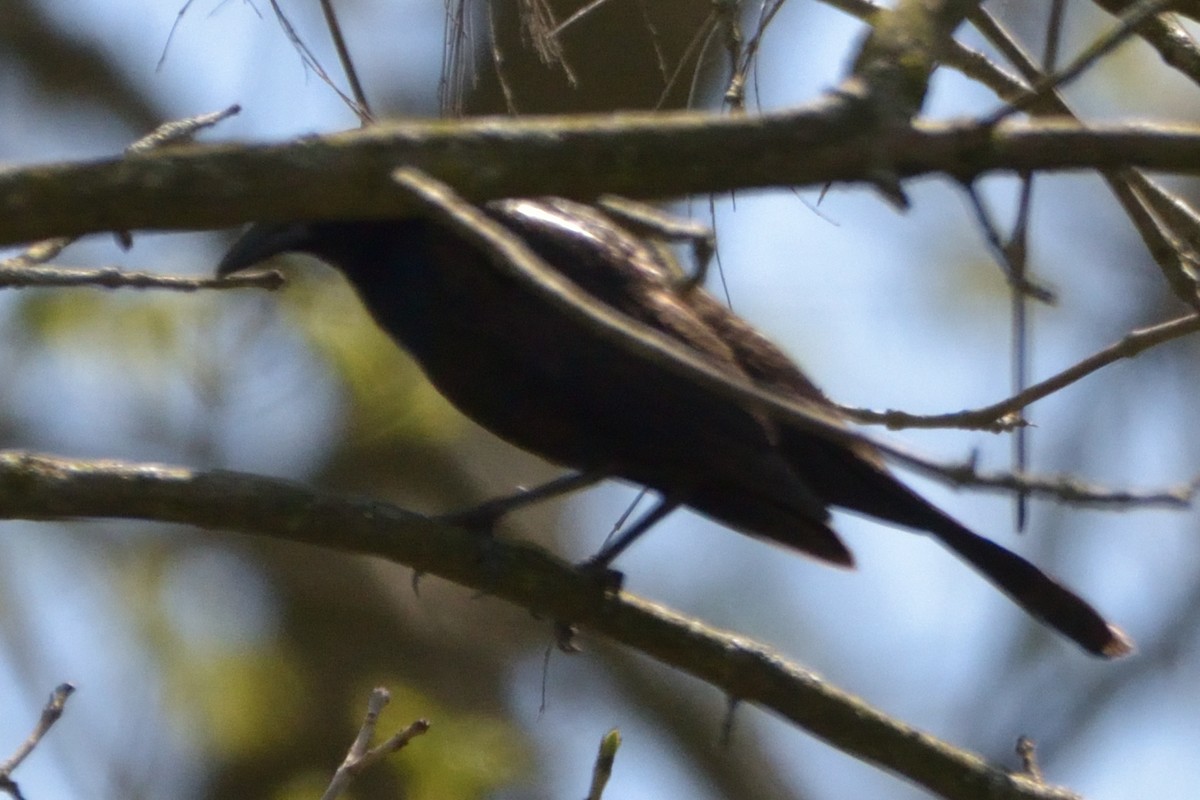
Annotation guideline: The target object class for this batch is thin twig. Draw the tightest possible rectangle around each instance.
[1043,0,1067,71]
[841,312,1200,439]
[319,0,373,123]
[1127,170,1200,264]
[0,264,283,292]
[550,0,613,37]
[320,687,430,800]
[517,0,577,82]
[1088,0,1200,89]
[1005,175,1038,529]
[266,0,364,118]
[987,0,1178,124]
[961,185,1056,303]
[3,105,241,270]
[585,729,622,800]
[715,0,745,111]
[725,0,788,112]
[0,683,75,800]
[439,0,472,115]
[634,0,671,84]
[488,0,520,115]
[933,461,1193,507]
[125,105,242,154]
[969,7,1200,312]
[655,9,717,109]
[1016,737,1044,784]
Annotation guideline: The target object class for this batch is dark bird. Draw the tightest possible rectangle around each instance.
[218,197,1132,658]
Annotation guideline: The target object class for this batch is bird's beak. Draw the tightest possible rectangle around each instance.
[217,222,314,277]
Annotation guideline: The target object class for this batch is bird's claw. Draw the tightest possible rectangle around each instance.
[576,557,625,594]
[437,506,502,534]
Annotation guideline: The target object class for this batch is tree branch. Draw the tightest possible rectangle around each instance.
[0,683,74,800]
[320,687,428,800]
[0,263,283,291]
[0,449,1082,800]
[841,312,1200,433]
[4,107,1200,247]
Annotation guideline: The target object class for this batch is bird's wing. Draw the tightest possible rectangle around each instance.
[487,199,855,562]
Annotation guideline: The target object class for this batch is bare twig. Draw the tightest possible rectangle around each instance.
[320,687,430,800]
[585,729,622,800]
[987,0,1178,124]
[1,237,73,269]
[4,105,241,269]
[265,0,365,119]
[724,0,788,112]
[655,8,718,109]
[0,683,75,800]
[1016,736,1044,784]
[1129,172,1200,254]
[439,0,478,116]
[125,104,242,154]
[1006,175,1037,529]
[811,0,1200,113]
[550,0,614,37]
[319,0,373,123]
[961,185,1056,304]
[715,0,744,110]
[1088,0,1200,89]
[488,0,520,115]
[634,0,671,85]
[842,312,1200,448]
[1043,0,1067,71]
[156,0,207,73]
[517,0,577,82]
[969,7,1200,312]
[933,460,1193,507]
[0,263,283,292]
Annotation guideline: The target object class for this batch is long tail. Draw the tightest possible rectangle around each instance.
[926,518,1133,658]
[787,437,1133,657]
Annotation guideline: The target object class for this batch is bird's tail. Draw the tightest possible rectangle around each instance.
[925,518,1133,658]
[784,436,1133,657]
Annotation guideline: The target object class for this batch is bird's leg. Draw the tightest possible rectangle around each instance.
[555,495,683,655]
[439,470,607,532]
[595,196,715,289]
[582,495,684,573]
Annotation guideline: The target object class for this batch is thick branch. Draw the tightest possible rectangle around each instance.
[0,450,1079,800]
[4,109,1200,246]
[850,0,981,118]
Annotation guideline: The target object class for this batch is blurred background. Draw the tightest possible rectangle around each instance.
[2,0,1199,798]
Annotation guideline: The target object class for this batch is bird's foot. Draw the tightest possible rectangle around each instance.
[553,620,583,653]
[575,555,625,594]
[437,504,503,534]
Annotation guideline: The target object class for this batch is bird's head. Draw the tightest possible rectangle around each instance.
[217,219,437,296]
[218,221,324,277]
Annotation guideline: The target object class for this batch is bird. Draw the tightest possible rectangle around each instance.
[218,195,1132,658]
